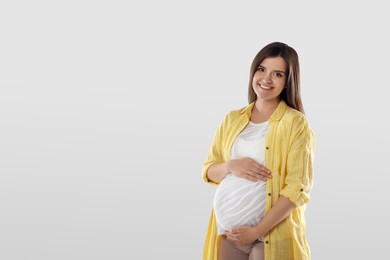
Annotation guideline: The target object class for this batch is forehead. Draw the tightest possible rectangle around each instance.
[260,56,286,71]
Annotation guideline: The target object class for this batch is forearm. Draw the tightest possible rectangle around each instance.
[206,162,230,184]
[255,196,296,237]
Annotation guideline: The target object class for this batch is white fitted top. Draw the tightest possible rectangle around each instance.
[213,121,269,235]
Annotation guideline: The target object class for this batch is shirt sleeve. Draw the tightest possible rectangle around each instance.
[201,114,227,186]
[279,117,316,207]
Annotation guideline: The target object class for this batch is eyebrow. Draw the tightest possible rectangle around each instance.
[258,65,286,74]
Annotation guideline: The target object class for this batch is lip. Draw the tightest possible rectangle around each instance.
[258,83,273,90]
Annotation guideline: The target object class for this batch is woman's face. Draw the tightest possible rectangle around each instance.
[252,56,287,103]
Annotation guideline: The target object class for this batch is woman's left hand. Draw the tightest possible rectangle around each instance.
[224,226,260,246]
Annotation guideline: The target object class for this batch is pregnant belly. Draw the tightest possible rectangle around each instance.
[213,174,266,235]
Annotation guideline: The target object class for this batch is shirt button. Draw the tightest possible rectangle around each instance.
[268,193,271,196]
[265,241,269,244]
[266,146,269,150]
[300,188,304,192]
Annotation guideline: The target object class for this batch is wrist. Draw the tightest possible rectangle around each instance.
[226,160,232,173]
[255,223,265,238]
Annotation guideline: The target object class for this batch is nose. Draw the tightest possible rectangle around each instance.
[263,72,272,83]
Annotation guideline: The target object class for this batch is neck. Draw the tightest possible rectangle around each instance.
[254,98,280,114]
[250,98,280,123]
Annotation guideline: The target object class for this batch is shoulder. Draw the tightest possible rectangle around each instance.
[281,106,314,136]
[282,106,316,150]
[217,103,252,129]
[224,103,252,122]
[283,106,307,125]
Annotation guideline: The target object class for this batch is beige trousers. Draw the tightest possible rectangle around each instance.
[218,236,264,260]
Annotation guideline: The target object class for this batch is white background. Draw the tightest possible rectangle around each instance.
[1,1,389,259]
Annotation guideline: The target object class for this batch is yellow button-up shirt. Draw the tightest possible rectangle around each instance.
[202,100,316,260]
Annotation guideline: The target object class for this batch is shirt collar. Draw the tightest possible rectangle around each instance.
[239,100,288,122]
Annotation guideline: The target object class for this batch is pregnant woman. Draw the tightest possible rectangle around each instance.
[202,42,316,260]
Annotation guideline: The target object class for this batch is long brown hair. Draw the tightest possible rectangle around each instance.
[248,42,304,114]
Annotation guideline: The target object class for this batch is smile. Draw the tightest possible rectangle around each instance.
[258,83,273,90]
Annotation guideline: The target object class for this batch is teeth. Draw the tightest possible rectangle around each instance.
[259,83,272,90]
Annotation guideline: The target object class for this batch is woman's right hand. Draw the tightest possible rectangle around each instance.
[228,158,272,182]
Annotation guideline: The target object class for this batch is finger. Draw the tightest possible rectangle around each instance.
[254,172,269,182]
[243,173,259,182]
[245,169,262,179]
[251,163,272,175]
[249,167,272,180]
[233,236,243,245]
[246,169,267,181]
[263,168,272,178]
[231,228,240,234]
[225,233,236,242]
[258,167,272,179]
[227,230,239,239]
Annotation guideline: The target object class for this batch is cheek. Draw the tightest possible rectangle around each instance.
[252,78,256,86]
[276,78,286,88]
[252,73,262,83]
[252,78,259,90]
[251,77,257,87]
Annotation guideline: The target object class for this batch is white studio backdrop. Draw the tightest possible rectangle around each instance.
[1,1,389,259]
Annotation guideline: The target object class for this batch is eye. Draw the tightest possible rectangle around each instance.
[271,71,284,78]
[257,67,265,72]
